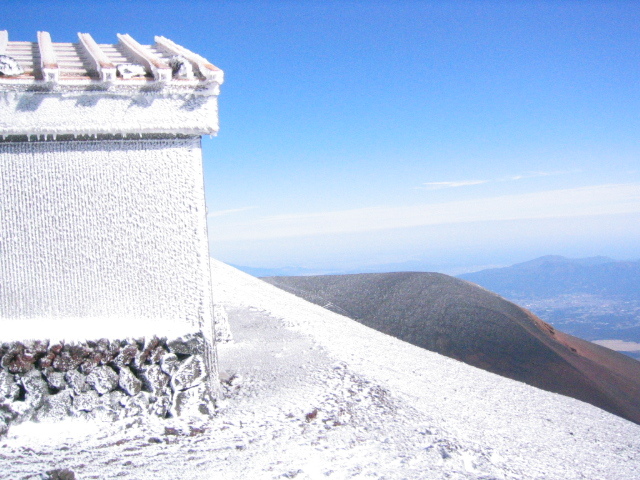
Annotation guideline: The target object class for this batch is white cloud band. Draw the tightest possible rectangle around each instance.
[211,183,640,241]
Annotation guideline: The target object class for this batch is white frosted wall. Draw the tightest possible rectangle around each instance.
[0,138,212,335]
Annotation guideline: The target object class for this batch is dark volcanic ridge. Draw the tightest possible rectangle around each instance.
[263,271,640,425]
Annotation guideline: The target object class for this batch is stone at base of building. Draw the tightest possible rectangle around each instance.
[0,333,215,435]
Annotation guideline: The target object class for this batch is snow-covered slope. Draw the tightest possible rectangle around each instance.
[1,259,639,479]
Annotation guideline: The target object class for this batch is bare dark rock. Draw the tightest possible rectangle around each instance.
[171,355,206,392]
[64,370,88,395]
[86,366,119,395]
[167,334,202,356]
[118,367,142,396]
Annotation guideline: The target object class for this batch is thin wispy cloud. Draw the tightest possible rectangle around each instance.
[502,170,572,182]
[207,206,257,218]
[422,180,487,189]
[420,170,572,190]
[211,183,640,241]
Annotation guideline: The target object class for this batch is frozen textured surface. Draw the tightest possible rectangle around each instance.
[0,91,220,137]
[0,335,211,430]
[0,31,223,136]
[3,261,638,479]
[0,138,212,339]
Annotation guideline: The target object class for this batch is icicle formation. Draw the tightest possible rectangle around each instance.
[0,55,23,76]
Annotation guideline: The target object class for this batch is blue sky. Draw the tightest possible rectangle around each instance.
[5,1,640,273]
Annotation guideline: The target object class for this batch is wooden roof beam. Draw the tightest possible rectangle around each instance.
[78,32,117,82]
[155,35,224,84]
[117,33,172,82]
[37,31,59,83]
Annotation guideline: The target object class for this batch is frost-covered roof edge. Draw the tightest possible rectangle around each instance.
[0,30,223,137]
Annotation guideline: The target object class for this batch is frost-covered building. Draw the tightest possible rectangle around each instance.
[0,31,223,425]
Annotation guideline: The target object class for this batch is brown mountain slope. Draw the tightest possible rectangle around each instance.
[263,272,640,425]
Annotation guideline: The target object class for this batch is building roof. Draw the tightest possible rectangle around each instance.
[0,31,224,137]
[0,31,223,89]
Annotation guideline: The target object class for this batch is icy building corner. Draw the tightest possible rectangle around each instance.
[0,30,223,430]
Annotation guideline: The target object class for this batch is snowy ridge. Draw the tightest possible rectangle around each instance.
[211,258,640,479]
[1,260,639,479]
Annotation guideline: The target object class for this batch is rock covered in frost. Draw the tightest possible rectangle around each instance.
[138,364,170,396]
[41,468,76,480]
[43,368,66,391]
[73,390,100,412]
[171,355,206,392]
[38,343,63,369]
[0,55,24,76]
[53,345,89,372]
[167,334,202,356]
[150,396,171,418]
[122,392,150,417]
[0,369,19,400]
[1,342,35,374]
[23,339,49,356]
[133,336,162,369]
[65,370,88,395]
[172,383,213,418]
[86,366,119,395]
[20,369,48,410]
[160,352,179,376]
[118,367,142,396]
[113,343,138,367]
[36,390,73,421]
[108,390,126,410]
[0,417,7,437]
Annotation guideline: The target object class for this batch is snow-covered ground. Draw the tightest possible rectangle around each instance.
[1,259,639,479]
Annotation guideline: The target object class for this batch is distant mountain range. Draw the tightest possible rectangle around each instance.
[458,255,640,300]
[263,271,640,425]
[458,256,640,354]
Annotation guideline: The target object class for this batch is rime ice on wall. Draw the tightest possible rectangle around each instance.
[0,32,223,407]
[0,138,212,336]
